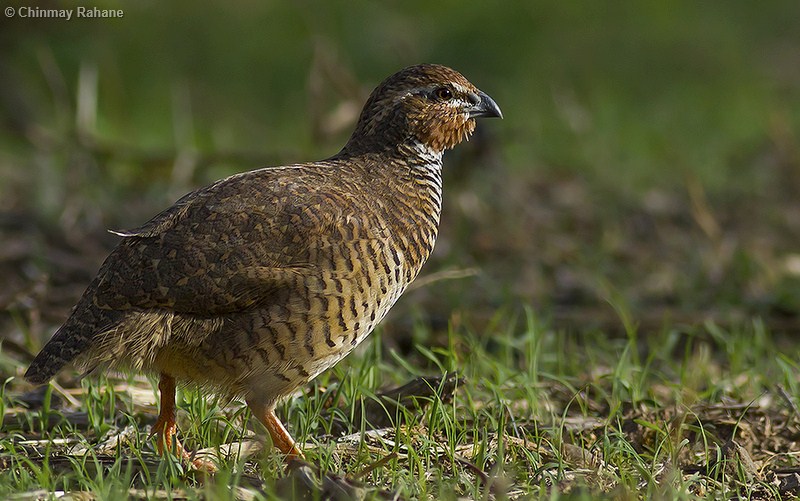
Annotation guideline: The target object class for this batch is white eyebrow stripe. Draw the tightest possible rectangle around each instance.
[451,82,470,94]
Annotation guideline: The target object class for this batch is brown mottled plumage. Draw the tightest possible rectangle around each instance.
[25,64,502,469]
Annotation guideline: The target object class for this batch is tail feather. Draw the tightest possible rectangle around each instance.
[24,299,120,385]
[24,325,91,384]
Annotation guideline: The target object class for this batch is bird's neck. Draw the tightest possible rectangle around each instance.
[336,140,444,196]
[334,139,445,195]
[338,135,443,160]
[402,140,444,166]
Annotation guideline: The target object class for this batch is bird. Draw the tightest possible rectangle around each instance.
[24,63,502,470]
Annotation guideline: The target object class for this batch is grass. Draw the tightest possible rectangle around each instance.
[4,311,800,499]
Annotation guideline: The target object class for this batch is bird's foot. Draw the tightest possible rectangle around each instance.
[149,410,177,455]
[246,400,305,461]
[150,411,217,473]
[187,454,218,474]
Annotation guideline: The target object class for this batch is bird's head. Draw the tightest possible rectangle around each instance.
[342,64,502,158]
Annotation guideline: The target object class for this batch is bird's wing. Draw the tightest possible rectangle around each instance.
[92,165,338,316]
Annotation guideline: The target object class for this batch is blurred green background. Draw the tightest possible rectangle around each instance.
[2,0,800,345]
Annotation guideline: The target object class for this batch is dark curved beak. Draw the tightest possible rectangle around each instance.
[467,90,503,119]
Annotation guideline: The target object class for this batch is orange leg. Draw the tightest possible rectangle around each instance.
[247,399,304,459]
[151,373,178,456]
[151,373,217,472]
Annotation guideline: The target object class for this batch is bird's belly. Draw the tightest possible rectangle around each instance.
[280,262,410,380]
[299,277,407,381]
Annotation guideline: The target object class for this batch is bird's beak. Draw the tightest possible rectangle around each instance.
[467,91,503,119]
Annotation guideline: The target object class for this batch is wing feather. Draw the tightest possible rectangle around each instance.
[92,165,331,315]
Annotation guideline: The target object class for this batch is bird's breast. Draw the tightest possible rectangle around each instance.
[285,185,442,379]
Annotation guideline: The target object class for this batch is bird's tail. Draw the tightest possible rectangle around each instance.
[24,325,90,384]
[24,292,118,385]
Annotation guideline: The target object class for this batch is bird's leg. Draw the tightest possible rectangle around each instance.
[150,372,217,472]
[247,399,304,459]
[151,373,179,456]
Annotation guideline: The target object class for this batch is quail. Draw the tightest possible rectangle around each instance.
[24,64,502,468]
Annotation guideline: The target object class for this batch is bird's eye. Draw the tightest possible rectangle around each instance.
[434,87,453,101]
